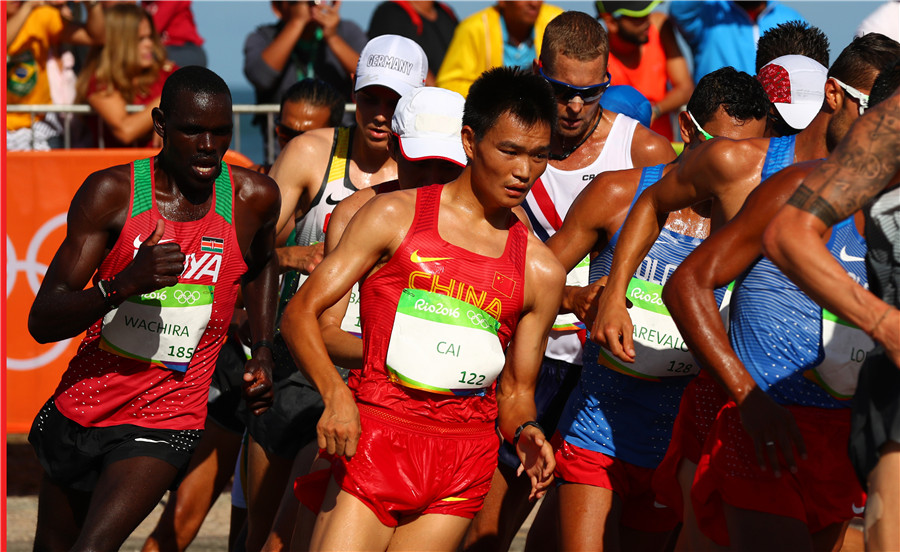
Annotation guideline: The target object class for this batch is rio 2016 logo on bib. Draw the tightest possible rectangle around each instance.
[386,288,506,395]
[100,283,215,372]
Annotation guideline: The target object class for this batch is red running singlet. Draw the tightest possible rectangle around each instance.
[354,184,527,424]
[53,158,247,431]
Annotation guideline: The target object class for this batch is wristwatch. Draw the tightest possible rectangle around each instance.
[96,278,117,310]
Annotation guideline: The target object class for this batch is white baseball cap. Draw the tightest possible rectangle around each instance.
[757,54,828,130]
[355,35,428,97]
[391,87,466,166]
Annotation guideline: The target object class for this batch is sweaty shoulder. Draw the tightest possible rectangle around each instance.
[231,165,280,209]
[269,126,337,186]
[630,124,677,167]
[72,163,134,232]
[347,187,418,252]
[699,136,768,179]
[524,232,566,291]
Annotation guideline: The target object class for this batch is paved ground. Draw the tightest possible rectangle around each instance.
[5,436,862,551]
[5,435,538,551]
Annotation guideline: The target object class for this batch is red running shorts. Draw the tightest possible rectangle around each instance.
[692,403,866,546]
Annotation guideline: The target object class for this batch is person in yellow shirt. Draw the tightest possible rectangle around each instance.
[436,1,562,96]
[6,1,104,150]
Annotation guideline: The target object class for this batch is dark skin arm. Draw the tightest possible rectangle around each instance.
[764,91,900,367]
[663,162,824,476]
[232,166,282,415]
[28,166,186,343]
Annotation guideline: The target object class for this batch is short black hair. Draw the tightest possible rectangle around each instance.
[280,78,345,127]
[829,33,900,90]
[159,66,231,115]
[687,66,770,127]
[755,21,830,72]
[463,67,557,141]
[869,60,900,108]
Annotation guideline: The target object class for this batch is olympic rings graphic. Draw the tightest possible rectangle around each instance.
[174,289,202,305]
[467,310,496,331]
[7,213,74,371]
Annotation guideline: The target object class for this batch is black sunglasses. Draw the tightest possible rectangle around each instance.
[538,64,612,103]
[276,119,305,141]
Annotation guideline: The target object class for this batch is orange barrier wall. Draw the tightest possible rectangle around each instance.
[5,148,254,433]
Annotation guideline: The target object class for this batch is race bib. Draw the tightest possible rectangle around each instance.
[553,255,590,332]
[597,278,709,381]
[340,283,362,338]
[100,283,214,372]
[806,309,874,399]
[386,288,506,395]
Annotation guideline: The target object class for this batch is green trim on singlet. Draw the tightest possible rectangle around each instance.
[132,158,153,218]
[214,161,233,225]
[131,158,233,225]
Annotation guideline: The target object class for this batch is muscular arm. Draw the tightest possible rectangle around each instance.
[269,128,332,235]
[497,238,565,499]
[546,169,634,319]
[666,164,819,473]
[280,193,411,458]
[595,139,760,362]
[234,169,282,415]
[29,168,185,343]
[764,94,900,364]
[316,189,375,370]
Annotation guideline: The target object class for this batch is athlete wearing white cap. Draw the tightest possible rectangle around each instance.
[758,54,828,132]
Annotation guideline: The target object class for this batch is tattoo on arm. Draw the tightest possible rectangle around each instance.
[791,97,900,225]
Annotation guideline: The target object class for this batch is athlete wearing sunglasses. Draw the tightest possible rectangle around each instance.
[538,62,612,104]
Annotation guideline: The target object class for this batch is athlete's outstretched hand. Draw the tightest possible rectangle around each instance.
[591,287,635,363]
[317,386,361,459]
[277,243,325,275]
[243,347,274,416]
[737,387,807,477]
[516,426,555,501]
[567,278,606,329]
[117,219,185,296]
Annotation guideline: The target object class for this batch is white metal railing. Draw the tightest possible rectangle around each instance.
[7,103,356,163]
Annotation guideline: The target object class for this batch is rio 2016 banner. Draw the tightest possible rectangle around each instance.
[6,149,253,433]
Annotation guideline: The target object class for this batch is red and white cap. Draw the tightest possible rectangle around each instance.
[355,35,428,97]
[391,87,467,166]
[757,54,828,130]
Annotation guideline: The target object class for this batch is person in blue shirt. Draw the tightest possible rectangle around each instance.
[669,1,806,83]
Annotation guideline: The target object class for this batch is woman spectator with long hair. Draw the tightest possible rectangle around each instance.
[76,4,176,147]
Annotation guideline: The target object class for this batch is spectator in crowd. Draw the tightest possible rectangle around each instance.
[7,0,104,151]
[368,1,458,85]
[597,0,693,140]
[436,1,563,96]
[142,1,207,68]
[856,0,900,42]
[75,3,176,148]
[669,1,805,84]
[244,0,367,144]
